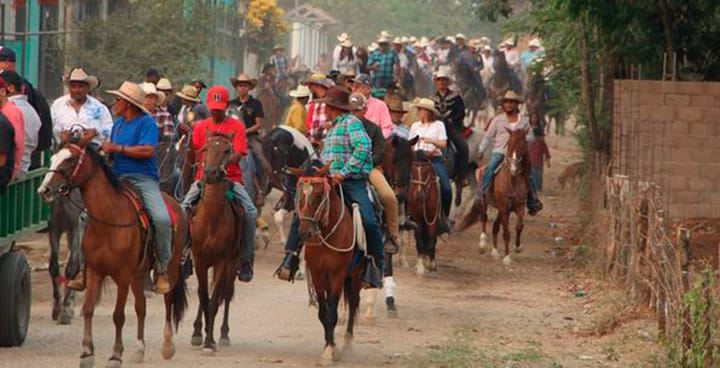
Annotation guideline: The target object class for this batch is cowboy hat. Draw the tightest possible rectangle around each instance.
[378,35,391,43]
[337,32,349,42]
[387,100,408,113]
[175,84,201,103]
[501,90,524,103]
[409,36,417,43]
[349,92,368,111]
[288,85,311,98]
[528,38,542,48]
[107,81,150,114]
[502,37,515,47]
[230,73,258,89]
[139,82,165,105]
[64,67,100,90]
[273,44,285,51]
[433,69,453,82]
[314,86,353,111]
[455,33,467,40]
[480,36,491,45]
[303,73,334,88]
[340,39,353,48]
[379,30,392,38]
[368,42,379,52]
[156,78,172,91]
[414,98,441,117]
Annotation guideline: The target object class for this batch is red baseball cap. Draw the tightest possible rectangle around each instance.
[206,85,230,110]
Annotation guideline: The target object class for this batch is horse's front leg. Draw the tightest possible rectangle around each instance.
[129,277,146,364]
[219,299,231,347]
[515,209,525,253]
[491,213,502,259]
[501,212,512,266]
[80,269,101,368]
[60,228,81,325]
[48,227,61,322]
[478,203,488,254]
[192,265,209,348]
[107,280,130,368]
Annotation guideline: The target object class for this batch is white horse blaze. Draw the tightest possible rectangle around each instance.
[38,148,73,192]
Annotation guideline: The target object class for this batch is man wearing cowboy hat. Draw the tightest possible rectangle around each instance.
[51,67,113,146]
[270,44,289,82]
[303,73,334,142]
[521,38,545,72]
[283,85,310,134]
[368,34,400,91]
[276,86,385,289]
[476,90,543,216]
[103,81,174,293]
[431,69,470,187]
[181,85,258,282]
[176,84,209,133]
[1,70,41,177]
[140,82,172,141]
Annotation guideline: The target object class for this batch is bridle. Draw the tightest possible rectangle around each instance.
[295,176,354,253]
[504,144,526,177]
[201,134,233,183]
[410,162,440,225]
[47,143,97,195]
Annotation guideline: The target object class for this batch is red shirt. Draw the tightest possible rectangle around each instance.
[191,116,247,183]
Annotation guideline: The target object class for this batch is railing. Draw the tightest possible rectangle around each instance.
[0,167,51,249]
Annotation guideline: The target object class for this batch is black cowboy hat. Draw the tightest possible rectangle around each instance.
[315,86,353,111]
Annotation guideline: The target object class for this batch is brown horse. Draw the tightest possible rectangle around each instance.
[488,50,523,110]
[458,128,530,265]
[189,132,244,354]
[37,132,187,368]
[292,165,363,365]
[407,155,441,275]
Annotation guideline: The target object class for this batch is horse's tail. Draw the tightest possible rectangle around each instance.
[455,199,485,233]
[170,267,188,331]
[342,275,359,325]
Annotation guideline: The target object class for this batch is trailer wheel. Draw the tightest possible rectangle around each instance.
[0,250,31,346]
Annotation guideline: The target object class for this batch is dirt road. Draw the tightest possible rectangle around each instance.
[0,133,662,367]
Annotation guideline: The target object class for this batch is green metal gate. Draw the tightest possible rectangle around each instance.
[0,167,51,249]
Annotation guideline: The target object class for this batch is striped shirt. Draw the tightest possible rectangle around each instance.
[320,112,372,177]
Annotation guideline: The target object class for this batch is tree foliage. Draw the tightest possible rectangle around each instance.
[243,0,290,61]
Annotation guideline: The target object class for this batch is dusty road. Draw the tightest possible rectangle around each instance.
[0,133,662,368]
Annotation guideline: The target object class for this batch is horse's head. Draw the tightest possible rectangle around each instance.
[263,128,295,189]
[505,127,529,177]
[291,164,331,240]
[493,49,507,70]
[38,129,98,203]
[383,135,417,201]
[202,131,234,184]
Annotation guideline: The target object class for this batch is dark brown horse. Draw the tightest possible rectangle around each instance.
[489,50,523,110]
[407,155,441,275]
[48,189,83,325]
[38,132,187,368]
[189,132,244,355]
[292,165,363,365]
[458,128,530,265]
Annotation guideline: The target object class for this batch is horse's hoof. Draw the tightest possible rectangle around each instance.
[415,259,426,276]
[491,248,500,259]
[429,259,438,272]
[320,346,337,365]
[58,309,73,325]
[201,345,216,356]
[219,337,231,347]
[79,355,95,368]
[502,255,512,266]
[52,304,61,321]
[128,349,144,364]
[421,255,432,270]
[514,245,523,253]
[104,358,122,368]
[162,342,175,360]
[190,335,203,346]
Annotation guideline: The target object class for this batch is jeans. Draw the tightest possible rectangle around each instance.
[531,166,544,192]
[182,180,258,263]
[430,157,452,217]
[446,126,469,180]
[120,174,172,273]
[240,155,257,201]
[479,152,539,212]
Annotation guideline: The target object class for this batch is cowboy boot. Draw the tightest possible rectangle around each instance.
[528,191,543,216]
[275,252,300,282]
[237,260,254,282]
[361,257,383,289]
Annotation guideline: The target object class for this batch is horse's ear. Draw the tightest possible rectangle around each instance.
[409,136,419,146]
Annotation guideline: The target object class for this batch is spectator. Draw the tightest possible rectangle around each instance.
[1,70,40,175]
[0,76,23,180]
[0,78,16,189]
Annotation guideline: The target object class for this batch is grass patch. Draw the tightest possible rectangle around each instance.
[504,348,543,362]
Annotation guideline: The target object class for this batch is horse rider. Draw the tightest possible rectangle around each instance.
[181,85,258,282]
[368,34,400,92]
[276,86,385,289]
[228,73,271,201]
[350,73,393,138]
[475,90,543,215]
[409,98,453,233]
[431,69,470,186]
[349,92,401,253]
[176,84,209,132]
[303,73,334,144]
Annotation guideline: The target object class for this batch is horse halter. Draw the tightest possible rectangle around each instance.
[410,162,440,225]
[47,144,96,195]
[295,176,354,252]
[201,135,233,182]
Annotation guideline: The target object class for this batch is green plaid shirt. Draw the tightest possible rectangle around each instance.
[321,112,372,177]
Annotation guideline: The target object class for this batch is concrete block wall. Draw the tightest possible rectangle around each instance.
[613,80,720,219]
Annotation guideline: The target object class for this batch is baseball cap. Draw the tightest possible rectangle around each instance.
[0,46,16,62]
[206,85,230,110]
[350,73,372,87]
[349,92,367,110]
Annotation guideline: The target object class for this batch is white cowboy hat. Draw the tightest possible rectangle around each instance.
[64,67,100,91]
[433,69,453,82]
[175,84,201,103]
[501,90,524,103]
[482,45,492,52]
[288,85,311,98]
[340,39,353,48]
[337,32,349,42]
[414,98,441,117]
[377,35,391,43]
[528,38,542,48]
[408,36,417,43]
[368,42,379,52]
[107,81,150,114]
[400,36,409,43]
[392,37,403,45]
[455,33,467,40]
[379,30,392,38]
[156,78,172,91]
[502,37,515,47]
[139,82,165,105]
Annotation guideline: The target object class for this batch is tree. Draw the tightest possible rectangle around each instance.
[242,0,290,62]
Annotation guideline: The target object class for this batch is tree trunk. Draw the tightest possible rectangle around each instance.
[657,0,676,79]
[578,16,599,152]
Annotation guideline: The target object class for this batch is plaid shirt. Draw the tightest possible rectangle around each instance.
[368,49,399,88]
[153,106,174,140]
[307,101,328,140]
[321,112,372,177]
[270,55,288,78]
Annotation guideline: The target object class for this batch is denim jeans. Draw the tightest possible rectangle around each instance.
[240,155,257,201]
[182,180,258,263]
[430,157,452,217]
[531,166,544,192]
[120,174,172,273]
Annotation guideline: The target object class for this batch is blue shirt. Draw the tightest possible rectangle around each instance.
[111,113,160,180]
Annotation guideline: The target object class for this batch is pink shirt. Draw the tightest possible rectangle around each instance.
[364,96,393,138]
[1,101,25,179]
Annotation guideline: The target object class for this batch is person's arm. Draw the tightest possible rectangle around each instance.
[478,118,497,154]
[341,119,372,177]
[371,124,385,167]
[230,123,248,163]
[379,104,393,139]
[422,122,447,150]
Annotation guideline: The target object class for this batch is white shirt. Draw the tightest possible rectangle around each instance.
[409,120,447,156]
[9,95,41,172]
[51,95,113,144]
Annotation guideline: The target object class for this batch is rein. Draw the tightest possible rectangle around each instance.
[296,177,355,253]
[411,163,440,225]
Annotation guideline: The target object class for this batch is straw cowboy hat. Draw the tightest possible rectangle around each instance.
[501,90,524,103]
[156,78,172,91]
[368,42,379,52]
[378,35,391,43]
[139,82,165,105]
[303,73,334,88]
[288,85,311,98]
[409,36,417,43]
[175,84,201,103]
[379,30,392,38]
[340,39,353,48]
[387,100,408,113]
[273,44,285,51]
[230,73,258,89]
[455,33,467,40]
[107,81,150,114]
[64,67,100,90]
[502,37,515,47]
[337,32,349,42]
[315,86,353,111]
[414,98,441,117]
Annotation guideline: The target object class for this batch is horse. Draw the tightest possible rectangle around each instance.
[457,128,531,266]
[291,164,363,365]
[48,189,83,325]
[255,78,282,133]
[454,53,488,129]
[408,153,442,275]
[189,132,244,354]
[37,131,188,368]
[157,138,186,200]
[488,50,523,111]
